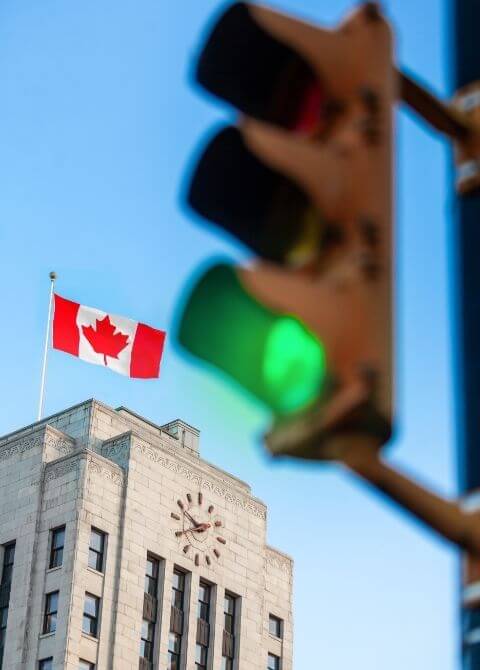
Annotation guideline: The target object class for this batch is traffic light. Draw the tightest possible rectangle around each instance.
[176,1,396,460]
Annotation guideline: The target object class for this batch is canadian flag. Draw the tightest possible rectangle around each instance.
[52,294,166,379]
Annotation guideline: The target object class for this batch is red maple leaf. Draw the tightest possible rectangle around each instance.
[82,316,129,366]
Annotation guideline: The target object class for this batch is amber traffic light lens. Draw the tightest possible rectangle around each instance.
[196,2,324,132]
[187,126,325,265]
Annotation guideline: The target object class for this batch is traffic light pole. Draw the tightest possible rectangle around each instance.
[452,0,480,520]
[339,4,480,661]
[452,0,480,664]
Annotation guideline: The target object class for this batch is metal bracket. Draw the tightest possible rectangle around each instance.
[453,82,480,195]
[398,71,480,195]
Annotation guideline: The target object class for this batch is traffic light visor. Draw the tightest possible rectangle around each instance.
[177,263,327,416]
[196,2,324,131]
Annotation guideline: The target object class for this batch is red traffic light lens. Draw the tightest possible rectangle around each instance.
[196,2,325,133]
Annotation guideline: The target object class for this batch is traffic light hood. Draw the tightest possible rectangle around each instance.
[196,2,321,131]
[187,125,325,265]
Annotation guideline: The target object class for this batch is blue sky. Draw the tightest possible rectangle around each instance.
[0,0,458,668]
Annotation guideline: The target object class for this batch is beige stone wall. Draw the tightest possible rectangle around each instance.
[0,400,293,670]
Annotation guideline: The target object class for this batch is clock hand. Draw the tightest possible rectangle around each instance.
[176,523,211,537]
[184,511,200,527]
[193,522,211,533]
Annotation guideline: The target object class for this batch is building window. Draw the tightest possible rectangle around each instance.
[82,593,100,638]
[221,592,237,669]
[0,607,8,649]
[141,554,162,667]
[195,645,208,670]
[43,591,59,635]
[171,569,185,609]
[140,619,155,663]
[145,555,159,597]
[1,544,15,586]
[224,594,236,634]
[195,581,211,670]
[168,569,186,670]
[268,614,283,639]
[88,529,106,573]
[49,527,65,569]
[268,653,280,670]
[0,542,15,668]
[197,581,211,621]
[39,659,53,670]
[79,661,95,670]
[168,632,181,670]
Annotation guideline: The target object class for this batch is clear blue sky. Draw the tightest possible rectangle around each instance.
[0,0,458,667]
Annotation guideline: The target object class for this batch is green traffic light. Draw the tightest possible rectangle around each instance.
[177,262,327,416]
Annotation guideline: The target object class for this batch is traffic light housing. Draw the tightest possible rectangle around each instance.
[177,1,396,460]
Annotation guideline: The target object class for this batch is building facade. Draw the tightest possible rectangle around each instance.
[0,399,293,670]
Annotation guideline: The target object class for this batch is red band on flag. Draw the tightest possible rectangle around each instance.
[53,294,80,356]
[130,323,166,378]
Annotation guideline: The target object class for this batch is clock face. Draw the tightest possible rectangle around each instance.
[171,492,226,567]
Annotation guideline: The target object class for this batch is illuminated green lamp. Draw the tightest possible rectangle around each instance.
[177,263,327,416]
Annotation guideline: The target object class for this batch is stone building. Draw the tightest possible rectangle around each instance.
[0,399,293,670]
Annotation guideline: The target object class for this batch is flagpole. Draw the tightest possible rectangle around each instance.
[38,271,56,421]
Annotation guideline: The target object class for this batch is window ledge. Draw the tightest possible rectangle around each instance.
[81,632,99,643]
[46,566,62,574]
[87,567,104,577]
[39,632,56,639]
[268,633,283,641]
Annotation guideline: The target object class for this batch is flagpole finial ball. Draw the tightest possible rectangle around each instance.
[49,271,57,281]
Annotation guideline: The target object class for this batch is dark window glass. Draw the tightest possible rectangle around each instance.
[196,581,211,669]
[88,529,106,573]
[43,591,59,634]
[224,594,236,635]
[49,527,65,569]
[268,653,280,670]
[268,614,282,638]
[1,544,15,586]
[172,570,184,592]
[0,606,8,647]
[195,643,208,669]
[171,569,185,610]
[169,569,186,669]
[222,592,237,666]
[140,619,155,661]
[39,659,53,670]
[145,555,159,597]
[82,593,100,638]
[197,581,211,622]
[79,662,94,670]
[168,632,181,670]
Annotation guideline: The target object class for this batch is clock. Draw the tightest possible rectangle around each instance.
[171,492,226,567]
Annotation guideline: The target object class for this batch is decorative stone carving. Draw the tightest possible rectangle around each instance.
[45,430,75,456]
[265,548,293,574]
[0,426,75,463]
[132,437,266,519]
[87,454,124,486]
[44,458,79,482]
[101,434,131,469]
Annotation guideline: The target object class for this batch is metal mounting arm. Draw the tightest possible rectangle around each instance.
[398,69,480,194]
[339,444,480,556]
[399,70,470,140]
